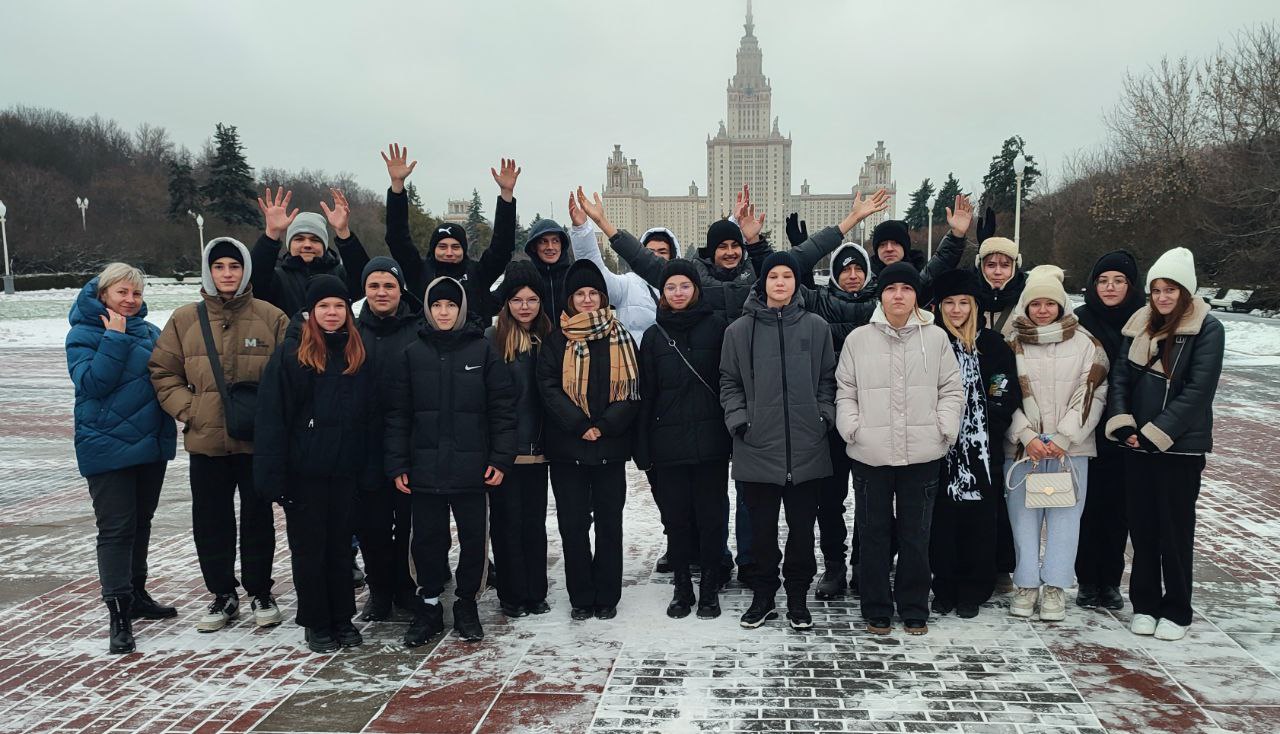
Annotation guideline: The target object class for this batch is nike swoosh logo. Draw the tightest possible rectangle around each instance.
[465,365,481,371]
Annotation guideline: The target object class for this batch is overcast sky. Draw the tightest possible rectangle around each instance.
[3,0,1275,227]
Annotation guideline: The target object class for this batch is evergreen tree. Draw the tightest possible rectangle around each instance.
[932,173,963,223]
[166,152,200,221]
[980,135,1041,214]
[402,182,442,251]
[465,188,487,249]
[903,178,934,230]
[200,123,258,226]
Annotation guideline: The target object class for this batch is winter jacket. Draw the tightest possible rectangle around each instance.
[942,327,1021,472]
[385,316,517,493]
[1104,299,1223,455]
[1075,275,1145,459]
[253,317,379,500]
[835,306,963,467]
[570,220,659,337]
[66,278,177,477]
[525,219,575,324]
[354,291,424,487]
[485,326,546,461]
[634,302,732,470]
[384,188,515,323]
[976,269,1028,338]
[720,292,837,486]
[799,243,878,354]
[1005,328,1108,459]
[249,231,370,316]
[536,320,641,465]
[866,233,968,306]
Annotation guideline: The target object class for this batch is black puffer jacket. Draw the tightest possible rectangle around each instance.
[485,326,545,459]
[1104,300,1224,455]
[975,268,1028,336]
[526,219,575,324]
[254,317,377,500]
[634,302,731,470]
[536,321,641,465]
[355,293,424,489]
[250,232,369,316]
[385,321,518,493]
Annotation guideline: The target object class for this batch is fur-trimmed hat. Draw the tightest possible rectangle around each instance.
[975,236,1021,269]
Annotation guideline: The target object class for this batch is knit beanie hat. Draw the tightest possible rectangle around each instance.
[975,236,1021,269]
[564,260,609,308]
[207,240,244,267]
[1089,249,1139,285]
[876,262,921,299]
[1145,247,1197,294]
[931,268,982,301]
[1019,264,1068,312]
[703,219,745,259]
[425,277,464,307]
[304,274,350,312]
[361,256,406,290]
[753,250,800,297]
[872,220,911,256]
[429,223,469,257]
[285,212,330,250]
[496,260,543,303]
[831,243,869,280]
[660,259,701,292]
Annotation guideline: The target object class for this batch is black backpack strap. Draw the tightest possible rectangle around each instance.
[653,322,716,397]
[196,302,231,404]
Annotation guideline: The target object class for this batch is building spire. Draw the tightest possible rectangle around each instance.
[745,0,754,37]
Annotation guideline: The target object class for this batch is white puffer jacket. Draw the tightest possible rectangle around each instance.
[1005,329,1107,459]
[835,306,964,467]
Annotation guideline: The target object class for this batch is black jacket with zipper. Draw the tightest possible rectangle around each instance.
[634,302,731,470]
[354,293,424,489]
[249,232,370,317]
[485,326,545,459]
[536,322,641,465]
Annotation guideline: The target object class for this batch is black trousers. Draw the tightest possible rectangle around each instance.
[740,479,821,598]
[189,454,276,597]
[818,440,856,570]
[353,484,415,601]
[854,460,940,621]
[86,461,167,599]
[410,491,489,601]
[490,463,550,606]
[995,484,1016,574]
[1076,452,1129,587]
[930,485,997,607]
[650,461,729,578]
[1125,452,1204,627]
[550,462,626,609]
[284,476,357,629]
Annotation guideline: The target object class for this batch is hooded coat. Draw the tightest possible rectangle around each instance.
[354,286,424,486]
[249,224,369,317]
[525,218,577,324]
[800,241,878,353]
[66,278,177,477]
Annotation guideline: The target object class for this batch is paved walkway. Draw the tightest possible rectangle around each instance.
[1,343,1278,733]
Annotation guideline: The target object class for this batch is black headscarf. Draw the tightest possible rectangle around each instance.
[1075,249,1144,361]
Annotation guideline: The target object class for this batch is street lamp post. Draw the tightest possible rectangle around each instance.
[76,197,89,231]
[1012,155,1028,245]
[926,196,935,260]
[188,210,205,262]
[0,199,12,295]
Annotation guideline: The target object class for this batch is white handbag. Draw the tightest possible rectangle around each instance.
[1006,457,1080,509]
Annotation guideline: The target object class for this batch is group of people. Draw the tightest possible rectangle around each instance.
[66,143,1224,656]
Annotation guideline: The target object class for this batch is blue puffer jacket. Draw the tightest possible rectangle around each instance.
[65,278,177,477]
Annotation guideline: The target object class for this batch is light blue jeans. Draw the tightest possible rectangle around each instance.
[1004,456,1089,589]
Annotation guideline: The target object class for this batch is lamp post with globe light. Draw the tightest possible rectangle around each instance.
[0,199,12,295]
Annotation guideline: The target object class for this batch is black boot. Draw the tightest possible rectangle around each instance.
[786,594,813,630]
[814,565,848,600]
[666,570,695,619]
[106,596,135,654]
[739,592,777,629]
[697,568,721,619]
[334,619,363,648]
[655,551,671,574]
[131,586,177,620]
[1097,585,1125,611]
[453,599,484,642]
[305,627,340,654]
[1076,583,1100,608]
[361,589,394,622]
[404,600,445,648]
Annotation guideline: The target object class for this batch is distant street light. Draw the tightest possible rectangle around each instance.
[76,197,89,231]
[926,195,936,260]
[0,199,12,295]
[1012,155,1029,245]
[188,210,205,261]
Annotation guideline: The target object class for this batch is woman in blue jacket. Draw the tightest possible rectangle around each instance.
[66,263,177,654]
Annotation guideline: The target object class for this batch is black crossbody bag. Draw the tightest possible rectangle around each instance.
[197,302,259,441]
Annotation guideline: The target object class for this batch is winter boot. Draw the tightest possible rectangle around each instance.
[697,568,721,619]
[404,599,445,647]
[130,584,177,620]
[814,565,847,600]
[106,596,135,654]
[786,594,813,630]
[453,599,484,642]
[739,592,777,629]
[666,570,695,619]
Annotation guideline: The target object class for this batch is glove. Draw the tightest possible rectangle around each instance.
[785,212,808,247]
[1112,426,1137,443]
[1135,428,1161,452]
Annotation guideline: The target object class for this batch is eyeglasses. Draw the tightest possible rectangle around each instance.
[1097,277,1129,290]
[663,283,695,295]
[509,298,541,308]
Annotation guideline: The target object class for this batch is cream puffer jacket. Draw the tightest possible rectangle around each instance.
[1005,329,1108,459]
[835,306,963,467]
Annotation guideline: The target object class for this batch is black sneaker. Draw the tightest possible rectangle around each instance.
[739,594,777,629]
[1076,583,1100,608]
[1097,585,1125,611]
[594,605,618,620]
[130,587,177,620]
[404,601,444,648]
[786,599,813,630]
[956,603,980,619]
[814,568,847,600]
[500,601,527,618]
[334,620,363,648]
[305,627,340,653]
[453,600,484,642]
[570,606,593,621]
[526,600,551,615]
[361,591,393,622]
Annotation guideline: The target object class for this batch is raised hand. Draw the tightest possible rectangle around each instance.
[946,194,974,238]
[567,191,587,227]
[785,212,809,247]
[381,143,418,193]
[840,188,891,235]
[574,187,616,237]
[491,158,521,202]
[100,308,126,332]
[257,187,299,240]
[320,187,351,239]
[733,184,751,222]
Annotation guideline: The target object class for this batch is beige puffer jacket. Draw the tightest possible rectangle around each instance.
[835,306,964,467]
[1005,329,1108,459]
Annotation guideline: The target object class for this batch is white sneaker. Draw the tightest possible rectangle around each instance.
[1130,614,1158,636]
[1154,618,1189,641]
[1010,587,1039,618]
[196,593,239,632]
[1039,586,1066,622]
[252,594,284,628]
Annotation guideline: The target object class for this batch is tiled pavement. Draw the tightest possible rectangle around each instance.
[1,345,1279,733]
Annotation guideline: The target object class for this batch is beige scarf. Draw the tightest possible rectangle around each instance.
[560,307,639,417]
[1009,313,1109,431]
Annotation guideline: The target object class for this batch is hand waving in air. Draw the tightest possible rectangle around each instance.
[574,187,617,238]
[734,184,765,245]
[946,194,974,239]
[840,188,891,235]
[320,188,351,240]
[381,143,418,194]
[257,187,299,240]
[491,158,521,203]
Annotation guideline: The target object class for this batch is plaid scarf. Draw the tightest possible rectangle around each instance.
[560,307,639,417]
[1009,313,1108,434]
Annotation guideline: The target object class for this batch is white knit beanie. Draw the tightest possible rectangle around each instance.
[974,236,1021,269]
[1018,264,1067,313]
[1146,247,1197,294]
